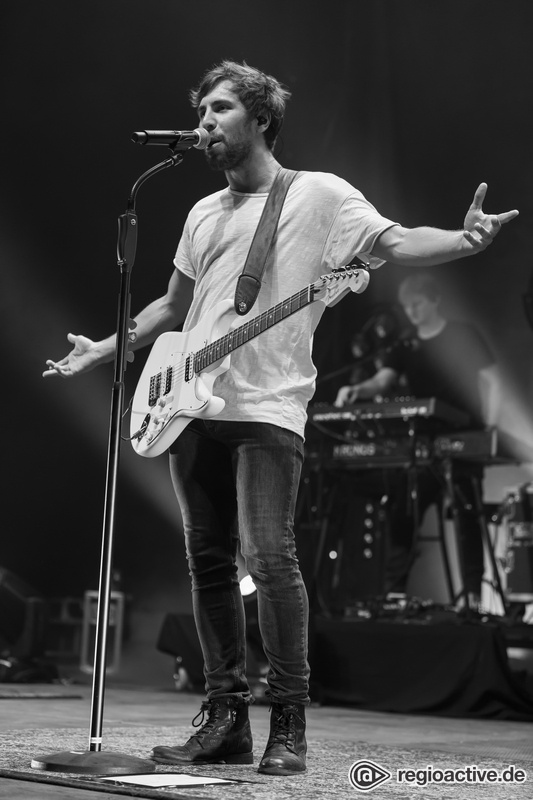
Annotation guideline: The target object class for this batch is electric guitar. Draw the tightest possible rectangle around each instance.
[130,260,370,457]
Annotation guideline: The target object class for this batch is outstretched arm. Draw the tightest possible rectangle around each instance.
[372,183,519,266]
[43,269,195,379]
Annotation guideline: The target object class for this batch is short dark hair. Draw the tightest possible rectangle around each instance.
[189,60,291,151]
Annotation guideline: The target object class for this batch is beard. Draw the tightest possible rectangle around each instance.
[204,136,253,172]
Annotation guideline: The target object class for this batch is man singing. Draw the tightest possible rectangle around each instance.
[44,61,517,775]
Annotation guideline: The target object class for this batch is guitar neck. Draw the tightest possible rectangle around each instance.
[194,283,317,373]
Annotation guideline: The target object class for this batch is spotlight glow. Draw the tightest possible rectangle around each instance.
[2,233,181,529]
[239,574,257,596]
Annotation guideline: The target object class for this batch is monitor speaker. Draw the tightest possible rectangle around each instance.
[157,613,205,689]
[157,609,267,691]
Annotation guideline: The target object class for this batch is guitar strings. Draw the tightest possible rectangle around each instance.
[149,266,360,397]
[147,283,316,400]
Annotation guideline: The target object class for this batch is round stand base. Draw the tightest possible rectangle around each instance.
[31,749,156,775]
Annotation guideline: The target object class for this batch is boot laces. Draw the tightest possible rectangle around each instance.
[190,700,235,742]
[270,706,303,752]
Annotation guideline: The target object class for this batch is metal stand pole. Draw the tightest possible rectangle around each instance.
[32,149,186,775]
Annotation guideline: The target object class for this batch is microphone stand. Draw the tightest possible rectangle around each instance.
[32,147,187,775]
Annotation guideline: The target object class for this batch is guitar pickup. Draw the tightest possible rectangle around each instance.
[148,373,162,407]
[185,354,195,383]
[164,365,173,394]
[148,366,174,406]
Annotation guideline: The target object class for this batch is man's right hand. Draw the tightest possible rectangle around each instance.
[334,385,359,407]
[43,333,106,378]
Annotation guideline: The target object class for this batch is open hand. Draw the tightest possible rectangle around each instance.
[43,333,100,378]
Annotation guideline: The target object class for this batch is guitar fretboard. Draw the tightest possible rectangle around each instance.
[193,283,316,373]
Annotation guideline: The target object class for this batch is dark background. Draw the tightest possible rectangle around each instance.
[1,1,532,628]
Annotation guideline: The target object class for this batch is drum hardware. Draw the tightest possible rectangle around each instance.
[492,483,533,602]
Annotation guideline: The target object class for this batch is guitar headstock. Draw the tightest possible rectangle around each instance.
[314,261,371,308]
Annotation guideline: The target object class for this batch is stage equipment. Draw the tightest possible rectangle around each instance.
[494,483,533,602]
[0,567,46,659]
[295,457,390,611]
[307,399,520,470]
[33,137,206,776]
[131,128,210,148]
[79,590,125,676]
[239,574,257,597]
[309,397,470,433]
[157,610,268,700]
[311,615,533,719]
[303,399,518,615]
[315,488,387,611]
[157,613,206,690]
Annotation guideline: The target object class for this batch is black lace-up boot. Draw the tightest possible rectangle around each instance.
[258,702,307,775]
[151,697,253,765]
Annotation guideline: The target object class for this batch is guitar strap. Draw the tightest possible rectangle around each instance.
[234,167,299,316]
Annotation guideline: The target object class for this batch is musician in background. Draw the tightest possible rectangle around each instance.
[335,273,499,607]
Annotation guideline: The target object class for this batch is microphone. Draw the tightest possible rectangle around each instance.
[131,128,211,150]
[398,327,419,350]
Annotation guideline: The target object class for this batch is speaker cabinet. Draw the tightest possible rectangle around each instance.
[296,470,388,614]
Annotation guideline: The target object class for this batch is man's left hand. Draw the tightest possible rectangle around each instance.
[463,183,519,251]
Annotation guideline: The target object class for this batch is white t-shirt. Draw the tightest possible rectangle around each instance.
[174,170,396,438]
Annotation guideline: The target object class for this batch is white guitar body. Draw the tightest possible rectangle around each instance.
[130,262,370,457]
[130,299,236,457]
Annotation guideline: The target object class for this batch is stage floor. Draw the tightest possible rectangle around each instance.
[1,630,533,799]
[1,677,529,738]
[1,679,532,799]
